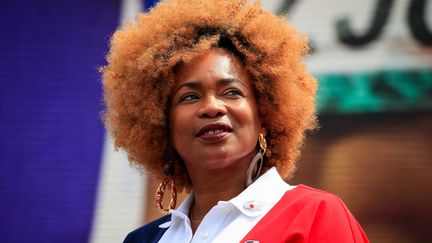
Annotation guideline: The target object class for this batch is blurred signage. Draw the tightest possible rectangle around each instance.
[263,0,432,113]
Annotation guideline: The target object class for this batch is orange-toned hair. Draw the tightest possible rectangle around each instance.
[102,0,317,191]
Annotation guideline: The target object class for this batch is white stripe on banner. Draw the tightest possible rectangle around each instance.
[89,1,146,243]
[89,136,147,243]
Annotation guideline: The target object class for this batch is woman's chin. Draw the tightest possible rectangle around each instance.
[188,151,254,172]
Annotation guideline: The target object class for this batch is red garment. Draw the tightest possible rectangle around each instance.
[241,185,369,243]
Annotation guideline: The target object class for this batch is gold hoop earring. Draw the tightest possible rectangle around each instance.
[155,160,177,214]
[155,176,177,214]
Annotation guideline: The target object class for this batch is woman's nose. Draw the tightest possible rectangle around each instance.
[198,95,227,118]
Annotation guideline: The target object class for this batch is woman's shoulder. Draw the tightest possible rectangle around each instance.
[242,184,369,242]
[123,215,171,243]
[285,184,348,206]
[279,184,361,220]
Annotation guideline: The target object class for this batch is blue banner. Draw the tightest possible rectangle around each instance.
[0,1,120,242]
[143,0,159,11]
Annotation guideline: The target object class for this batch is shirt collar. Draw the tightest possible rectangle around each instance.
[158,191,194,228]
[159,167,294,227]
[226,167,293,217]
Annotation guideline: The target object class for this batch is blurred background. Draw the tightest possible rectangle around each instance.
[1,0,431,242]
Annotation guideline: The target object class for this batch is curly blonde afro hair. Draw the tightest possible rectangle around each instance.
[102,0,317,190]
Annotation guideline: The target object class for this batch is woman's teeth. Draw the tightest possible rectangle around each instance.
[204,129,224,135]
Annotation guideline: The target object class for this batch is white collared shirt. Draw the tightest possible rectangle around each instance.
[158,167,296,243]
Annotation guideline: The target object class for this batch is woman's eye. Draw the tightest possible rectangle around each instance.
[179,94,199,102]
[225,89,244,97]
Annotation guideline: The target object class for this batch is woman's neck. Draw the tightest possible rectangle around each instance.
[193,174,245,210]
[187,164,248,233]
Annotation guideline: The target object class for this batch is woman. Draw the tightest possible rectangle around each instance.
[102,0,369,242]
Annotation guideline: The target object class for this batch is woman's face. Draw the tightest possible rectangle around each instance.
[169,48,261,174]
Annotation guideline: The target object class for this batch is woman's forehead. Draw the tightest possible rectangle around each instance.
[174,48,250,87]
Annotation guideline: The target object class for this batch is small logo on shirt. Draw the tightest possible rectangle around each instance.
[243,201,262,211]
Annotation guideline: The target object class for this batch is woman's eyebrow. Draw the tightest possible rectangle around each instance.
[174,78,247,94]
[218,78,247,89]
[174,81,201,94]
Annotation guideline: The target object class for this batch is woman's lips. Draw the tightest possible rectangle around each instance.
[199,131,230,141]
[196,123,233,141]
